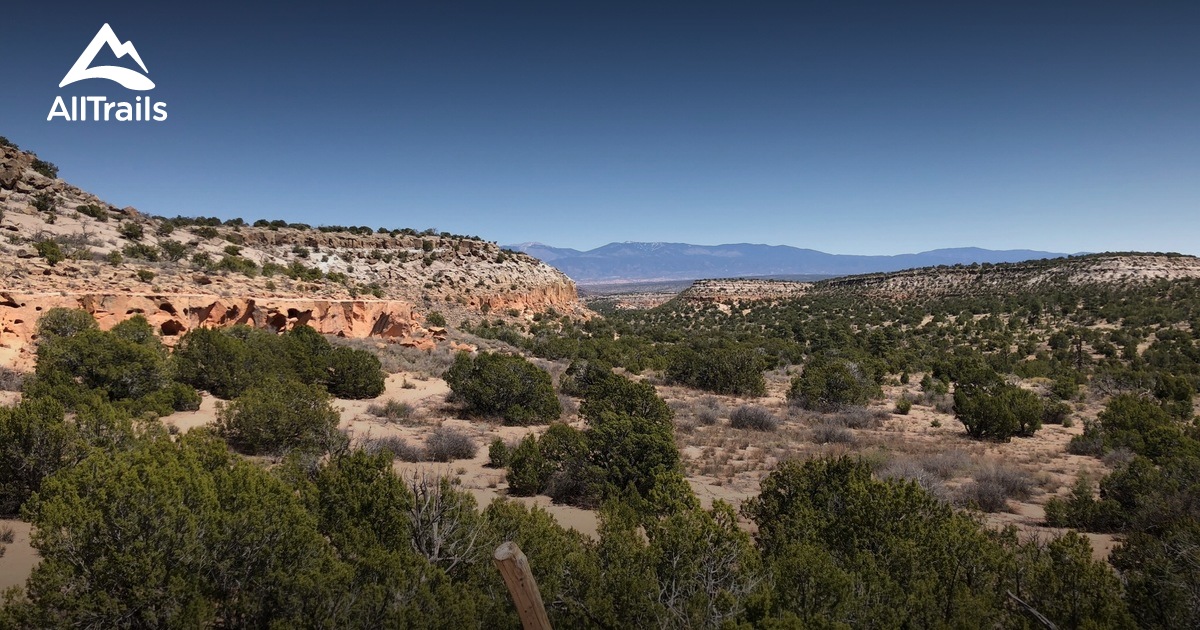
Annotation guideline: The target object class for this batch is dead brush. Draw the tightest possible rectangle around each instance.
[730,405,779,431]
[365,436,426,462]
[366,398,416,422]
[877,458,951,502]
[810,421,855,445]
[826,406,888,429]
[955,463,1034,512]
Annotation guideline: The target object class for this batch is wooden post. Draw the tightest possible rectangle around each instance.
[493,541,553,630]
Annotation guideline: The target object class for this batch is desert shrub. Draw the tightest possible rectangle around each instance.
[14,433,346,628]
[953,381,1042,441]
[424,427,477,462]
[730,405,778,431]
[956,465,1031,513]
[35,239,64,265]
[1041,399,1072,424]
[1094,394,1177,459]
[0,398,79,516]
[137,269,156,282]
[172,327,272,399]
[118,221,144,241]
[1050,373,1079,400]
[919,450,971,479]
[31,158,58,178]
[956,480,1011,513]
[33,314,168,404]
[877,458,948,502]
[666,343,767,396]
[810,421,855,444]
[215,379,343,455]
[832,406,887,429]
[365,435,425,462]
[366,399,414,422]
[506,435,547,496]
[0,366,25,392]
[36,307,97,341]
[894,397,912,415]
[1102,447,1136,469]
[444,351,560,425]
[217,255,258,276]
[426,311,447,327]
[76,203,108,221]
[278,325,332,383]
[743,456,1131,628]
[487,438,510,468]
[192,225,219,239]
[697,408,719,426]
[31,192,57,213]
[159,239,189,261]
[122,243,160,261]
[1067,421,1105,456]
[788,355,879,411]
[327,346,386,399]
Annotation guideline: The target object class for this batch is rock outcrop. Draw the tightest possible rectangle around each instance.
[0,292,438,369]
[678,279,811,303]
[673,254,1200,305]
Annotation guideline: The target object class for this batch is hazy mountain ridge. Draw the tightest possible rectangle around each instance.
[505,241,1073,284]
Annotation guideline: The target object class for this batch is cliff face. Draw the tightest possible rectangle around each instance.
[0,141,584,369]
[0,292,445,369]
[678,279,811,303]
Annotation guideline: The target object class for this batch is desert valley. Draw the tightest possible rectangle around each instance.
[1,136,1198,628]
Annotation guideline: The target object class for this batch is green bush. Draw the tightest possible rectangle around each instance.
[159,240,189,261]
[34,314,168,403]
[36,307,97,341]
[118,221,144,241]
[31,192,56,213]
[35,239,64,265]
[122,243,160,261]
[788,355,880,411]
[1042,399,1071,424]
[327,346,385,399]
[487,438,510,468]
[0,398,78,516]
[216,379,343,455]
[444,352,560,425]
[426,311,447,327]
[31,158,58,179]
[666,344,766,396]
[172,326,276,399]
[894,397,913,415]
[954,381,1043,441]
[506,435,548,496]
[76,203,108,221]
[137,269,156,282]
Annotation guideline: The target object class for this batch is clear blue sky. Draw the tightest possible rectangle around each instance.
[3,1,1197,254]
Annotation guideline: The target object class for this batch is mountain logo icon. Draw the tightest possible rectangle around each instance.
[59,23,155,91]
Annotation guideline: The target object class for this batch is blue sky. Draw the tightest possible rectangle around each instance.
[3,1,1197,254]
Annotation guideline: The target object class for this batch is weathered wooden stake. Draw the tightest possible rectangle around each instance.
[493,541,553,630]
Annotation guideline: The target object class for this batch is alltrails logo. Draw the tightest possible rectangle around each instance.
[48,23,168,122]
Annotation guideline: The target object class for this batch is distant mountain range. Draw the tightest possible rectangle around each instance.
[503,242,1073,285]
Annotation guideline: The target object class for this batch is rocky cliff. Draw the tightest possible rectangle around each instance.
[0,140,584,369]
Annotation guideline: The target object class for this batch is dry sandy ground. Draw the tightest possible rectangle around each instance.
[0,370,1123,592]
[0,519,35,592]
